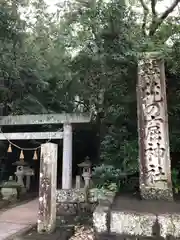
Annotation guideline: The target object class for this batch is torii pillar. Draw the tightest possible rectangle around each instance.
[61,113,91,189]
[62,123,72,189]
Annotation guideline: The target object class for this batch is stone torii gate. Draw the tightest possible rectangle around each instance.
[0,113,91,232]
[0,113,91,190]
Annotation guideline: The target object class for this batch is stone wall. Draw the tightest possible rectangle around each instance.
[56,189,86,215]
[56,188,112,216]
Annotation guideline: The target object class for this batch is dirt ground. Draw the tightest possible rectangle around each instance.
[21,208,94,240]
[20,224,74,240]
[0,191,37,212]
[0,199,9,210]
[112,193,180,214]
[17,193,180,240]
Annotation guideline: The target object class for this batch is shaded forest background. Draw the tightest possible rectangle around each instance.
[0,0,180,193]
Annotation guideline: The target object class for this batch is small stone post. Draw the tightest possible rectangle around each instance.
[38,143,58,233]
[75,175,81,189]
[137,52,173,201]
[62,123,72,189]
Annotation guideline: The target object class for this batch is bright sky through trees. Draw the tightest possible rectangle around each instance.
[44,0,179,15]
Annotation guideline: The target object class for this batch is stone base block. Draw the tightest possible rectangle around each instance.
[57,203,77,215]
[110,211,180,238]
[56,189,86,203]
[93,192,116,234]
[93,205,110,233]
[56,188,101,216]
[94,195,180,238]
[140,185,173,201]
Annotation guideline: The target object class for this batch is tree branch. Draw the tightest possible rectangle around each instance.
[139,0,149,12]
[139,0,149,36]
[151,0,157,16]
[149,0,180,36]
[142,9,148,36]
[160,0,180,21]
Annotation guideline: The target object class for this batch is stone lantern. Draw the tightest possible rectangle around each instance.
[13,161,27,191]
[12,161,34,192]
[78,157,92,188]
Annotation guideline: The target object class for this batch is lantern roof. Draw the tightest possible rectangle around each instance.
[78,157,91,167]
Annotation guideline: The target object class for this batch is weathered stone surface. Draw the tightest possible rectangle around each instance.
[56,189,100,217]
[93,205,109,233]
[110,211,180,238]
[137,53,172,199]
[94,194,180,238]
[93,190,116,234]
[56,189,114,219]
[158,214,180,238]
[0,113,91,126]
[56,188,114,204]
[56,189,90,216]
[0,131,63,140]
[57,203,78,215]
[111,212,156,236]
[38,143,58,234]
[56,189,86,203]
[140,185,173,201]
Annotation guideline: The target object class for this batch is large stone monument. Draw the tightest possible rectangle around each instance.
[137,52,173,200]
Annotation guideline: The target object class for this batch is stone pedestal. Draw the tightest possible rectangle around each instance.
[62,123,72,189]
[82,172,91,188]
[137,52,173,201]
[24,166,34,191]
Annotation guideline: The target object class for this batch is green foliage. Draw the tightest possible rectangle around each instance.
[171,168,180,194]
[67,0,139,172]
[92,164,121,192]
[0,0,75,115]
[0,0,180,187]
[101,137,138,173]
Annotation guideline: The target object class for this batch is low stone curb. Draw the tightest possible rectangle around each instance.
[110,211,180,238]
[5,224,36,240]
